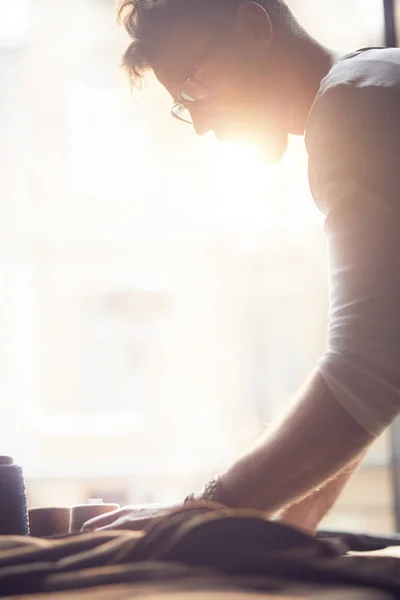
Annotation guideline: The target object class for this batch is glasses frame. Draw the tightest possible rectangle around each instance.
[171,36,221,124]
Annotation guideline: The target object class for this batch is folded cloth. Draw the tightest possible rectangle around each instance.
[317,530,400,552]
[1,505,400,597]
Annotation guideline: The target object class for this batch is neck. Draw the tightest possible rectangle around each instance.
[274,33,341,135]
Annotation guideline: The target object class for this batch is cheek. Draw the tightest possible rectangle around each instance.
[198,57,287,149]
[205,81,256,126]
[204,64,268,122]
[209,65,250,106]
[199,53,248,101]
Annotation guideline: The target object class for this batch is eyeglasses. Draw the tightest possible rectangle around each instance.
[171,37,221,124]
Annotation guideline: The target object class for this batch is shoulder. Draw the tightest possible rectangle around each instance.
[318,47,400,96]
[306,48,400,215]
[306,48,400,147]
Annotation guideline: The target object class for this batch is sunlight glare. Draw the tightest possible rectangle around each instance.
[209,138,321,233]
[0,0,29,47]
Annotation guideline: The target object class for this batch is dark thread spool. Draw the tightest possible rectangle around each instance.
[0,456,29,536]
[29,507,71,538]
[70,503,120,532]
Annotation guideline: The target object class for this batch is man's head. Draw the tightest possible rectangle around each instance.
[117,0,326,163]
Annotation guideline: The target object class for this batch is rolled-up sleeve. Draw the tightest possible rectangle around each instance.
[306,83,400,436]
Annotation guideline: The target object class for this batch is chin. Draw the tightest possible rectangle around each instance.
[261,133,289,165]
[213,128,233,142]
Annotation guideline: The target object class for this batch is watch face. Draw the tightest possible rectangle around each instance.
[203,477,220,500]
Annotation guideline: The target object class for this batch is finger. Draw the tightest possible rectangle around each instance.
[81,504,172,532]
[81,506,147,531]
[81,508,123,531]
[91,516,153,532]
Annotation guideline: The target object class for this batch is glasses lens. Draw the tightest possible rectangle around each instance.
[171,102,193,124]
[179,80,209,102]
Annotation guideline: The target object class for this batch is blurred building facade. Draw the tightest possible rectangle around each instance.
[0,0,395,532]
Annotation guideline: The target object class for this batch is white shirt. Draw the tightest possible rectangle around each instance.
[306,47,400,435]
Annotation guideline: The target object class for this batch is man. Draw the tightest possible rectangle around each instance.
[84,0,400,533]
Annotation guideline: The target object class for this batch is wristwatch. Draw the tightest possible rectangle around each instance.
[184,475,224,504]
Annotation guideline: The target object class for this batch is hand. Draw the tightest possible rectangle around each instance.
[81,504,179,532]
[276,459,362,535]
[276,492,327,535]
[81,499,227,533]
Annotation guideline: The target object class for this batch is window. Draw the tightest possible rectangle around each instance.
[81,297,146,415]
[66,79,150,199]
[0,0,29,49]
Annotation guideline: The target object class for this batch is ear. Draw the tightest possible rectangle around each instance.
[232,1,273,54]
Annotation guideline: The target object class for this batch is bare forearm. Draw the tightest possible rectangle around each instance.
[219,371,374,514]
[277,451,366,533]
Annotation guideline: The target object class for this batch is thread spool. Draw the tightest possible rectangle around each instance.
[70,503,120,532]
[0,456,29,536]
[29,507,71,538]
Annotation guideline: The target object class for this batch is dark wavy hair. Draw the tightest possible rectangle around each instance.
[116,0,299,85]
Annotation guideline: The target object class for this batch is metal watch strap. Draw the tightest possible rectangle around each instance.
[184,475,223,504]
